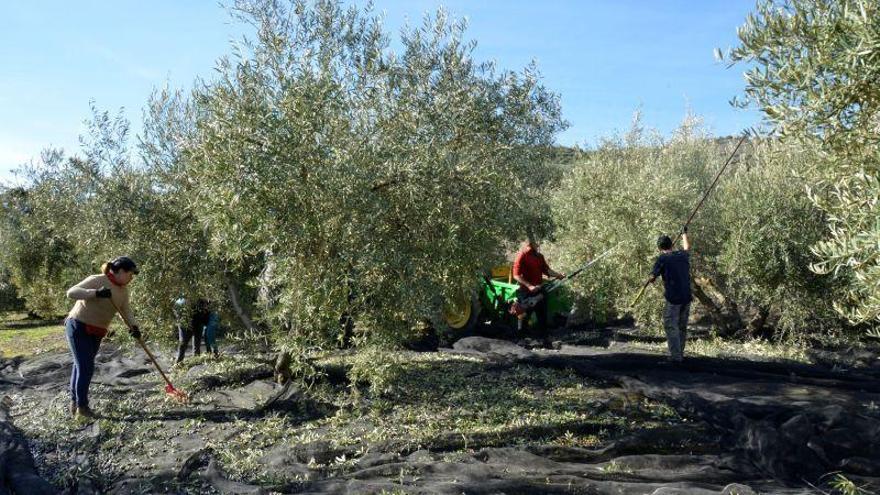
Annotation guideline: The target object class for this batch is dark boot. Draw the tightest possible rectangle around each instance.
[517,317,529,334]
[76,405,97,420]
[176,343,187,364]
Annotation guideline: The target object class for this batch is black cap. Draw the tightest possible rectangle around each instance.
[110,256,139,275]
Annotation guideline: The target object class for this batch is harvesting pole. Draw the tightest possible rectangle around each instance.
[544,242,622,294]
[511,243,621,316]
[629,133,748,309]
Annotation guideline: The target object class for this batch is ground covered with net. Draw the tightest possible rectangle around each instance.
[2,326,879,494]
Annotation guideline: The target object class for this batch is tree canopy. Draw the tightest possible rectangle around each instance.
[731,0,880,325]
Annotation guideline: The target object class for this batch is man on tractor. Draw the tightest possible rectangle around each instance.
[512,238,565,342]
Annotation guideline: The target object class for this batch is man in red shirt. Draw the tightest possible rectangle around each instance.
[512,238,565,338]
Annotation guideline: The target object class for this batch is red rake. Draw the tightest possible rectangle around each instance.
[110,299,189,403]
[138,338,189,403]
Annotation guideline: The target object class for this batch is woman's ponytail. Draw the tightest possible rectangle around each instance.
[101,257,138,276]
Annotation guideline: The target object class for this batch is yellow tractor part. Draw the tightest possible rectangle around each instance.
[442,294,473,330]
[490,264,512,280]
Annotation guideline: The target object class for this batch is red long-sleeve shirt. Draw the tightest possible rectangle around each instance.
[513,247,549,290]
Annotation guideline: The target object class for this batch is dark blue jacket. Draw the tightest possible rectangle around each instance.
[651,250,692,305]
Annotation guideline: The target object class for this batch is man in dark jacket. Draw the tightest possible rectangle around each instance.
[646,228,692,363]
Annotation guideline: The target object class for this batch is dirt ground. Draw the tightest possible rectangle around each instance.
[2,326,879,494]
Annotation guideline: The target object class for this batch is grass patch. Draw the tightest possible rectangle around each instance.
[0,321,66,357]
[686,336,810,362]
[0,311,29,322]
[0,311,135,358]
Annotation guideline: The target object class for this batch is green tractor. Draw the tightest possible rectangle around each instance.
[441,264,572,334]
[441,244,621,334]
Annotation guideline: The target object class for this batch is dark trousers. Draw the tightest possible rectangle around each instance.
[176,324,202,363]
[516,287,548,336]
[663,302,690,361]
[65,319,102,408]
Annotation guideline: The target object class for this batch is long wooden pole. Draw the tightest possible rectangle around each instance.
[630,134,747,309]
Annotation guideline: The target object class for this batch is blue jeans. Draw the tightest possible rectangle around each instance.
[204,323,218,354]
[65,319,102,408]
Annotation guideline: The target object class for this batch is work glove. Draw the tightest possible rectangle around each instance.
[128,325,142,340]
[95,287,112,299]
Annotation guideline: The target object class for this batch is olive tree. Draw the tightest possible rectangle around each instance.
[139,90,259,334]
[74,103,236,333]
[181,0,565,345]
[714,140,843,337]
[551,117,843,338]
[0,173,87,317]
[2,105,235,334]
[730,0,880,325]
[550,117,731,329]
[0,267,23,312]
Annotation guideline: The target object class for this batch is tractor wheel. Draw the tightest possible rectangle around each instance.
[441,292,481,335]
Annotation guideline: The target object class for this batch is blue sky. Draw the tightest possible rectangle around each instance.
[0,1,759,182]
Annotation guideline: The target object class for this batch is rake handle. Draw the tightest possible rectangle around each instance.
[135,336,176,389]
[630,279,651,308]
[108,297,176,390]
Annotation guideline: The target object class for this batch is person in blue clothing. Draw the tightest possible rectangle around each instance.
[645,227,692,363]
[203,307,221,357]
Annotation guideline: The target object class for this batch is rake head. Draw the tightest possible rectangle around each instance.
[164,383,189,403]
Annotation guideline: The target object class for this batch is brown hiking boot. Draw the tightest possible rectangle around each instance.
[70,402,77,417]
[75,406,97,420]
